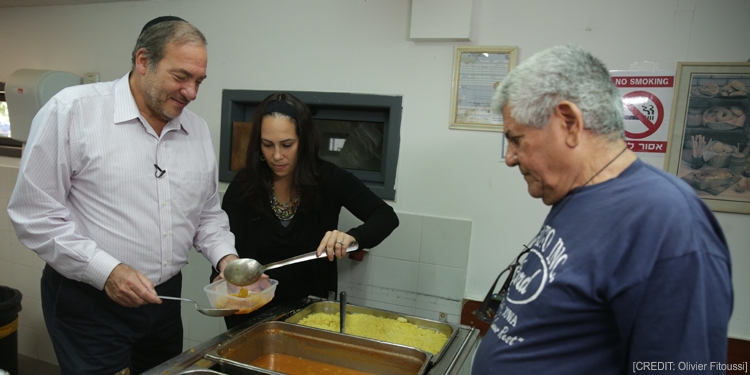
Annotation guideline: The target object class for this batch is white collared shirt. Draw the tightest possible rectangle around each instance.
[8,73,236,289]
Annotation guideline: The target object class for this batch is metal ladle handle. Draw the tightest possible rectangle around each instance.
[340,291,347,333]
[264,242,359,271]
[158,296,194,304]
[157,296,202,310]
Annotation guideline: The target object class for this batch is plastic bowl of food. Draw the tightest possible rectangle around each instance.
[204,278,278,314]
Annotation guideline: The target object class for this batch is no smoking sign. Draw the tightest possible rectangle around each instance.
[622,91,663,139]
[612,73,674,154]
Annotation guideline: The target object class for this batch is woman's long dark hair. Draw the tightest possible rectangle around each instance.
[241,92,322,216]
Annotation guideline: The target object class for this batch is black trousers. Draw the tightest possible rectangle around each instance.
[41,265,183,375]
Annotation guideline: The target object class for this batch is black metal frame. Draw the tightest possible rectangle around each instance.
[219,90,402,200]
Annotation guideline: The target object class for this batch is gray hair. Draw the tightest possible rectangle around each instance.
[492,44,624,140]
[130,20,207,71]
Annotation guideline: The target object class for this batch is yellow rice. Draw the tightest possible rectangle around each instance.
[297,312,448,355]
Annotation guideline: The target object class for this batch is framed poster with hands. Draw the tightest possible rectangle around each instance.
[665,61,750,214]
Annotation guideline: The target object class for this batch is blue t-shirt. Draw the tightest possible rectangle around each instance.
[472,159,733,374]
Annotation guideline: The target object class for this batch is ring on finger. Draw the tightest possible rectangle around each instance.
[336,240,344,245]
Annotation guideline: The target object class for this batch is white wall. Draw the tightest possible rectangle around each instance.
[0,0,748,362]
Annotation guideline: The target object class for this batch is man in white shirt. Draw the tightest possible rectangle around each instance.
[7,16,239,374]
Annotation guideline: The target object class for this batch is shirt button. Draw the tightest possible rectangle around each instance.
[162,201,167,206]
[163,261,168,266]
[163,232,169,237]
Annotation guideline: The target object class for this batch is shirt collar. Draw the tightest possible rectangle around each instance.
[113,72,189,135]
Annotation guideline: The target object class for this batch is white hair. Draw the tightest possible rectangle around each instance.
[492,44,624,140]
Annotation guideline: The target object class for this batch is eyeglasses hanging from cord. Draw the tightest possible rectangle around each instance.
[472,245,531,323]
[472,145,629,324]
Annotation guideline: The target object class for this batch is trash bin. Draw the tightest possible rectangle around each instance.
[0,286,22,375]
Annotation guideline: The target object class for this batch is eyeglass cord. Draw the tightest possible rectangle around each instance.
[474,146,629,323]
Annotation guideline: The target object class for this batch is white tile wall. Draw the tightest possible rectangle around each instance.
[0,163,473,365]
[0,163,57,363]
[0,198,10,232]
[337,210,471,324]
[420,215,472,268]
[181,252,226,345]
[369,212,423,262]
[371,256,420,307]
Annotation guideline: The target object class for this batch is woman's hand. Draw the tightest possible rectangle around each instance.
[316,230,356,261]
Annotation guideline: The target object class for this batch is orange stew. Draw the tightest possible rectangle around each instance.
[250,353,376,375]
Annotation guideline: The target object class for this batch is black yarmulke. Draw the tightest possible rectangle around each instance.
[140,15,186,35]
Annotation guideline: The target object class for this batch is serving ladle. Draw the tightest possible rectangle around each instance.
[224,242,360,286]
[157,296,239,317]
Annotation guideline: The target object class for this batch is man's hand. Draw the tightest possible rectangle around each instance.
[213,254,270,284]
[214,254,239,282]
[104,264,160,307]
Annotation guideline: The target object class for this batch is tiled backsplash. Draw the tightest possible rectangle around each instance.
[0,160,472,365]
[338,211,470,322]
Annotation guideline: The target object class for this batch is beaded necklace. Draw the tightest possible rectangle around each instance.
[270,184,301,221]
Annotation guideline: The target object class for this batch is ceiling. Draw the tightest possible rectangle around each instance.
[0,0,140,7]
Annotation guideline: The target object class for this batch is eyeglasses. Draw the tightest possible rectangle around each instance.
[472,245,531,324]
[473,178,592,324]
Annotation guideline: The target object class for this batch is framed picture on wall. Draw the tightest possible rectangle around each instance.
[665,62,750,214]
[449,46,517,132]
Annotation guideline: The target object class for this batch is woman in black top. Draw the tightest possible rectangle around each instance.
[212,92,399,329]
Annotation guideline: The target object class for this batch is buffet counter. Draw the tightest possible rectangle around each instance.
[144,296,479,375]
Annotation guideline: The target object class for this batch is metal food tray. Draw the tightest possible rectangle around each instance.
[142,297,480,375]
[201,321,431,375]
[284,301,458,365]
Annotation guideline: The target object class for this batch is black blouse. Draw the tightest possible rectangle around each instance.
[212,161,399,329]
